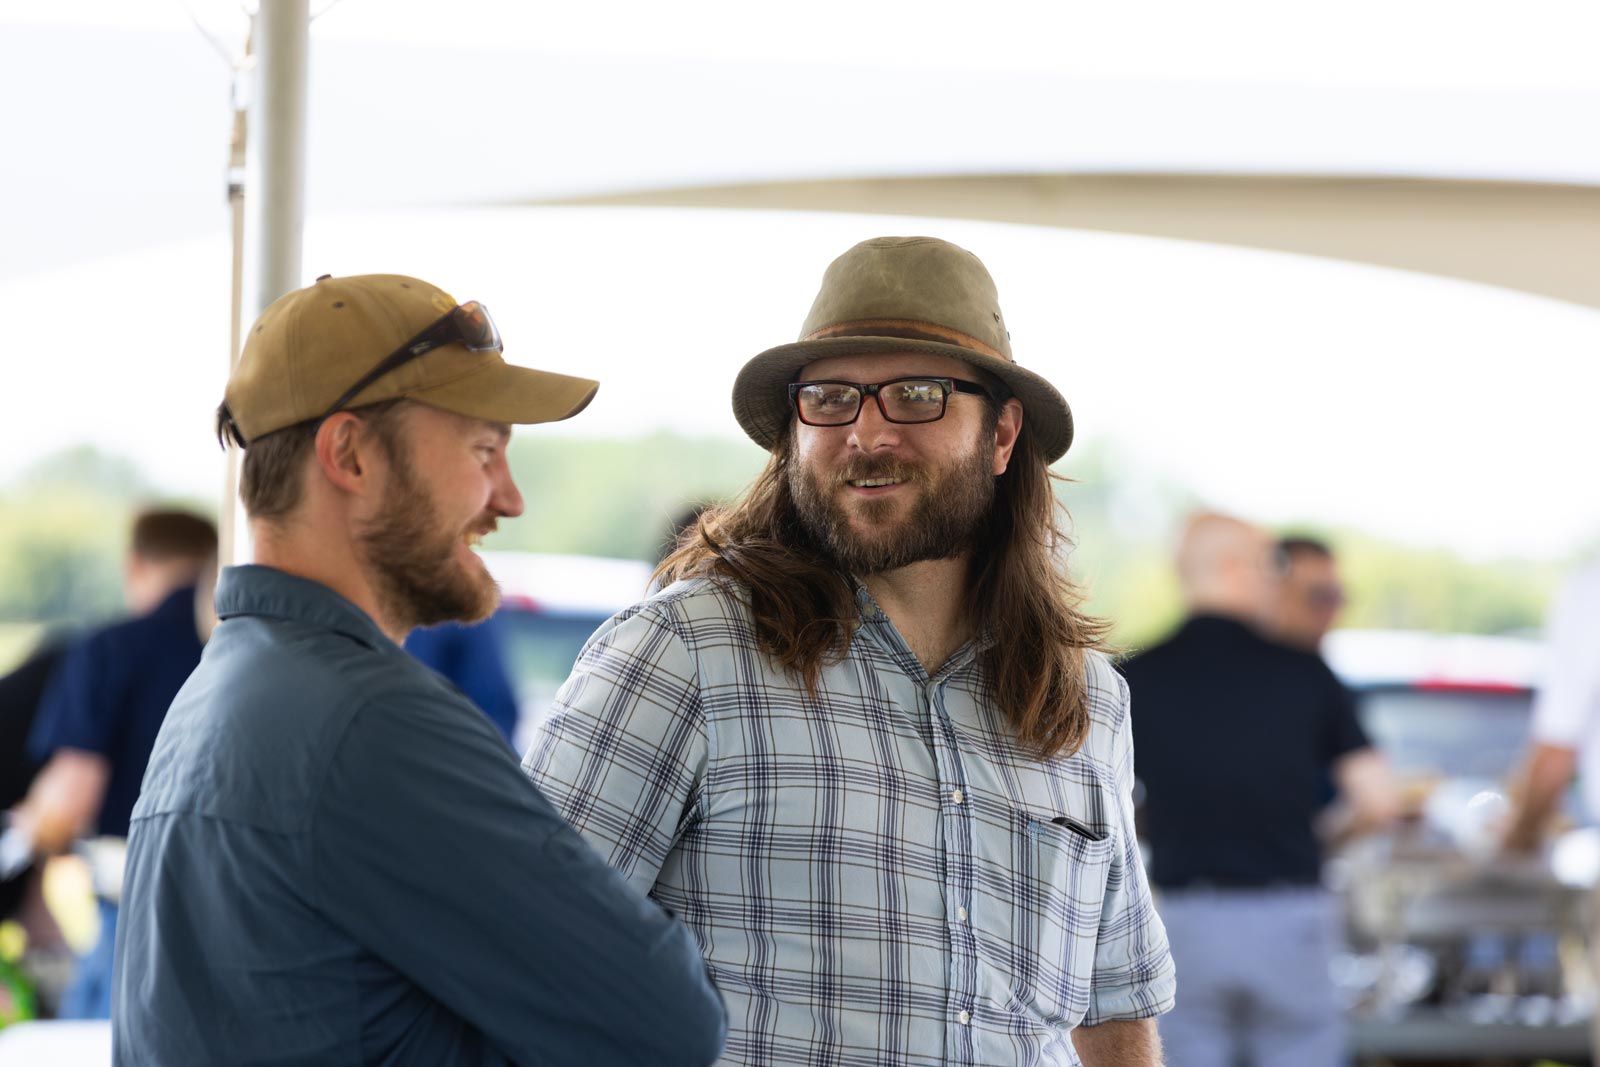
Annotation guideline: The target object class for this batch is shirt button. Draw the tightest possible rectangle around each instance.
[951,789,965,805]
[957,906,968,921]
[958,1010,971,1025]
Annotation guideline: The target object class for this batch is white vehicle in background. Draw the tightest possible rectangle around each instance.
[1322,630,1596,1065]
[478,551,654,751]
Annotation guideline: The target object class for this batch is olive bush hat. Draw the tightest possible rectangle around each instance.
[732,236,1074,462]
[222,273,599,446]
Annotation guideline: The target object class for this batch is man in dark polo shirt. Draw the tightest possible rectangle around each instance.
[15,508,216,1018]
[1121,511,1397,1067]
[113,274,726,1066]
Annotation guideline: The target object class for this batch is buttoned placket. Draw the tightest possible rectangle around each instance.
[929,666,979,1063]
[855,586,980,1064]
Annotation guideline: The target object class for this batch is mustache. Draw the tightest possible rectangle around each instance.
[832,456,919,487]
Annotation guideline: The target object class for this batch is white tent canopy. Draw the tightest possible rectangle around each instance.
[549,174,1600,313]
[4,1,1600,557]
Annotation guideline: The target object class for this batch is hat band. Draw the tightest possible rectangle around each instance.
[803,319,1008,361]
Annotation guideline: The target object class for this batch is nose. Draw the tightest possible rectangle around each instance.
[488,455,525,519]
[846,394,903,453]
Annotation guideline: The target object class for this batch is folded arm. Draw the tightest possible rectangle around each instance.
[315,689,725,1066]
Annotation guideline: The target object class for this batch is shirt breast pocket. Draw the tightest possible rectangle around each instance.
[980,806,1116,1027]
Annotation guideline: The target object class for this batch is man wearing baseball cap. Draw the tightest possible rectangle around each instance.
[113,275,726,1065]
[526,238,1175,1065]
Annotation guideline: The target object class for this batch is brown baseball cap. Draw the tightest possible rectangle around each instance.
[221,273,599,445]
[732,236,1073,462]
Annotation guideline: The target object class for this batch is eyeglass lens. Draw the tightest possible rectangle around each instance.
[796,379,949,425]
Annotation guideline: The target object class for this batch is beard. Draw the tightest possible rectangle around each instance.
[357,447,499,633]
[789,441,996,575]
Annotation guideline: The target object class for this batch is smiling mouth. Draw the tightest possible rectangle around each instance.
[847,477,905,489]
[461,531,487,548]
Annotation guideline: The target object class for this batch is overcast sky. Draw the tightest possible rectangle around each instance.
[3,2,1598,560]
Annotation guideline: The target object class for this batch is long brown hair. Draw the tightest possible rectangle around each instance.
[654,423,1110,760]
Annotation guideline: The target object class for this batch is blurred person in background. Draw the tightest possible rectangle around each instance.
[1501,556,1600,1050]
[1122,511,1398,1067]
[1267,535,1358,821]
[0,640,71,993]
[1268,535,1346,652]
[114,273,724,1066]
[405,617,520,743]
[7,507,215,1020]
[527,237,1175,1066]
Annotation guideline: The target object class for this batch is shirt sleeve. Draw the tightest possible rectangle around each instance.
[310,688,725,1067]
[26,632,118,762]
[1531,567,1600,748]
[1083,665,1177,1026]
[1321,662,1371,763]
[521,601,707,897]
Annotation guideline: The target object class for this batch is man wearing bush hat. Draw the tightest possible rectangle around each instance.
[115,273,725,1066]
[528,237,1175,1065]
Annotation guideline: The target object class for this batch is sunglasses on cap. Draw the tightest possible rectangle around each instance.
[318,300,502,422]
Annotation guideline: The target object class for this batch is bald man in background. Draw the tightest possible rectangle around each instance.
[1121,512,1397,1067]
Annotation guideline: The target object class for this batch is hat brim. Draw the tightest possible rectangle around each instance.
[733,336,1073,462]
[408,358,598,427]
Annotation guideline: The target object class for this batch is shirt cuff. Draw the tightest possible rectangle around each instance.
[1082,954,1177,1027]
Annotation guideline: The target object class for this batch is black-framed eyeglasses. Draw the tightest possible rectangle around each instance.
[318,300,502,421]
[788,376,992,427]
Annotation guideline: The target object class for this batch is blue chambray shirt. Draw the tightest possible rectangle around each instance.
[524,578,1175,1067]
[114,565,725,1067]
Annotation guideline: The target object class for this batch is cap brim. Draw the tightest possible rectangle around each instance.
[408,359,598,426]
[733,335,1073,463]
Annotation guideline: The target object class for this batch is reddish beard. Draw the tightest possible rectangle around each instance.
[789,444,996,575]
[357,450,500,633]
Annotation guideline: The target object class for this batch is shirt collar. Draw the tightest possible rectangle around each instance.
[1179,612,1276,647]
[214,564,393,651]
[851,580,986,679]
[852,581,885,622]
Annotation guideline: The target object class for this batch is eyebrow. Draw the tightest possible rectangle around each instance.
[480,422,512,445]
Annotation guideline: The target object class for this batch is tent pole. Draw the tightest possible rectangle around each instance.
[227,0,309,567]
[247,0,310,318]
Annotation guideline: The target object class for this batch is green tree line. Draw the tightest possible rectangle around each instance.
[0,439,1569,671]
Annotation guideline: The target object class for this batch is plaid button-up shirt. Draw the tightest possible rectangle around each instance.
[524,578,1174,1066]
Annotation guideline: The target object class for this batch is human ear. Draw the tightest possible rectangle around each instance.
[313,413,375,495]
[991,398,1024,476]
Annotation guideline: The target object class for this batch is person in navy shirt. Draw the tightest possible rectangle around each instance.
[15,508,216,1018]
[406,616,519,743]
